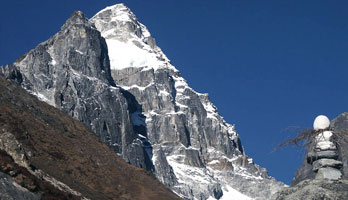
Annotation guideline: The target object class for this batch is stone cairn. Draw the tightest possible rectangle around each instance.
[307,115,343,180]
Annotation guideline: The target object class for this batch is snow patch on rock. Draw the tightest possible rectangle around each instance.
[220,185,252,200]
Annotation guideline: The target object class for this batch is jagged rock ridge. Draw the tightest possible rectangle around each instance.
[8,10,149,169]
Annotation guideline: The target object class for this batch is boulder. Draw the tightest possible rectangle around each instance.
[312,159,343,172]
[315,141,336,151]
[307,150,339,163]
[316,167,342,180]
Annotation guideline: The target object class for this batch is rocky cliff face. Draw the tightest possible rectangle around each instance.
[9,11,148,169]
[1,3,286,199]
[91,4,284,199]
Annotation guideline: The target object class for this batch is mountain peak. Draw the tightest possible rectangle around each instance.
[105,3,130,11]
[61,10,90,30]
[97,3,132,15]
[73,10,85,17]
[93,3,135,24]
[91,4,285,199]
[90,4,175,71]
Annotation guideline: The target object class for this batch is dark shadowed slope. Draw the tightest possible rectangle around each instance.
[0,77,180,200]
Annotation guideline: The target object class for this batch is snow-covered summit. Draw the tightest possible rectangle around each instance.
[91,3,176,71]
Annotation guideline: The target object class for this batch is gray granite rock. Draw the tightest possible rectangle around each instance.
[153,147,178,187]
[312,159,343,172]
[316,167,342,180]
[184,149,204,168]
[0,65,23,83]
[272,179,348,200]
[0,172,41,200]
[307,150,339,163]
[331,112,348,180]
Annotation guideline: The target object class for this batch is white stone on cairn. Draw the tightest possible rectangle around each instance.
[313,115,330,130]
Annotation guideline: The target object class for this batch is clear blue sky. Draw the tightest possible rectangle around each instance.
[1,0,347,184]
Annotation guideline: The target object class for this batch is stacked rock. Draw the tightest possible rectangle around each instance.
[307,115,343,180]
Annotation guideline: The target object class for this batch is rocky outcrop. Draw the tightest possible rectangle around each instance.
[0,65,23,83]
[0,149,80,200]
[330,112,348,180]
[91,4,285,199]
[0,172,40,200]
[272,179,348,200]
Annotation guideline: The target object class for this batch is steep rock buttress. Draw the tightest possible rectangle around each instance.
[91,4,285,200]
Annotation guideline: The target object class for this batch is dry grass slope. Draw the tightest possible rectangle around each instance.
[0,77,180,200]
